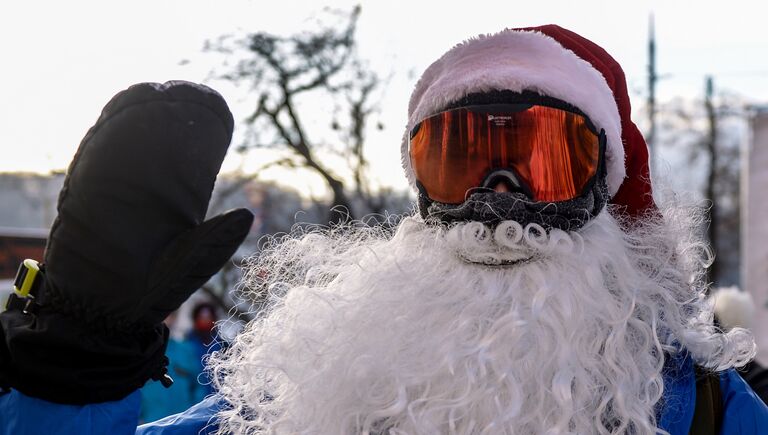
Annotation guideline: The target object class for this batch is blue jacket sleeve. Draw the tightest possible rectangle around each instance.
[0,388,223,435]
[0,388,141,435]
[657,351,768,435]
[719,368,768,435]
[136,394,223,434]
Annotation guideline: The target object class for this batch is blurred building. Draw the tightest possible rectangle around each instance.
[0,173,63,229]
[0,227,48,277]
[0,172,411,318]
[0,173,60,303]
[743,106,768,365]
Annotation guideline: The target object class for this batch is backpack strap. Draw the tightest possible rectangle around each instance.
[688,365,723,435]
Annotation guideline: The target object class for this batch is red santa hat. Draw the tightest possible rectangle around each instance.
[401,24,655,218]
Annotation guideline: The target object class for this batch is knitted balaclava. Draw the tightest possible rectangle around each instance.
[402,25,655,227]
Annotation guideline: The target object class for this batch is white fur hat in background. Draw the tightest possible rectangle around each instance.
[402,24,657,219]
[712,286,755,331]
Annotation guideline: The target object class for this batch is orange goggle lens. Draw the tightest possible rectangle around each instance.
[409,104,603,204]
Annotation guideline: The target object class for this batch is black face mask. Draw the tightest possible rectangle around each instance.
[419,177,608,231]
[415,90,609,231]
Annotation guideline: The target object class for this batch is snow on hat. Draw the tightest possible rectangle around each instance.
[401,24,656,218]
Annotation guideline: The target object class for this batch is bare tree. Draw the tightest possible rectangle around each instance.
[207,6,384,224]
[196,7,414,315]
[656,85,746,286]
[201,176,326,319]
[701,76,720,282]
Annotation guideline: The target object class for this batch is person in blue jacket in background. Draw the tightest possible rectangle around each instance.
[185,302,223,404]
[140,311,201,424]
[2,25,768,435]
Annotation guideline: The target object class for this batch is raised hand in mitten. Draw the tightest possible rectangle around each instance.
[0,81,254,404]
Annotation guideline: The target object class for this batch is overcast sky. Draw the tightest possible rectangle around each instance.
[1,0,767,196]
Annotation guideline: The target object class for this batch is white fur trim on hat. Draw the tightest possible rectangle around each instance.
[401,29,626,198]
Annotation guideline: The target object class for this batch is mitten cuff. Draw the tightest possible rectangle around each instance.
[0,307,168,404]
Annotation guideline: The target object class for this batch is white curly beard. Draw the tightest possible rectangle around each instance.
[211,206,754,435]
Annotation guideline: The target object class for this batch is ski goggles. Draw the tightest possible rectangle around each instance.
[409,103,606,204]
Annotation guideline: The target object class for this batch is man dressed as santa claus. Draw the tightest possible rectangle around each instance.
[1,25,766,435]
[208,25,767,435]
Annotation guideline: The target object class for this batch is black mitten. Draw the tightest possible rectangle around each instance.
[0,81,254,404]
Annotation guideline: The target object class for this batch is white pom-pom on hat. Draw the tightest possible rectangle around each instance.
[712,286,755,331]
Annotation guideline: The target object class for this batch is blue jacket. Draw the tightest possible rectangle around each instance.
[2,353,767,434]
[140,337,203,424]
